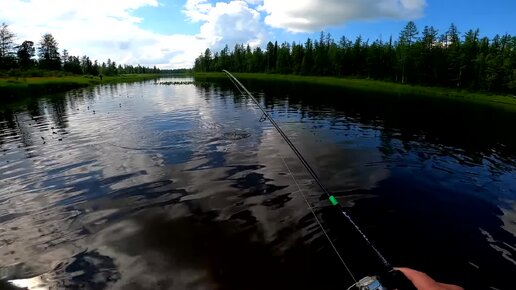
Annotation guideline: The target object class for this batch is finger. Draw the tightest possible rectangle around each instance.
[395,267,440,289]
[396,268,464,290]
[436,282,464,290]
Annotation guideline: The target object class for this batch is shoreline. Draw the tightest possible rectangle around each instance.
[0,74,161,100]
[194,72,516,112]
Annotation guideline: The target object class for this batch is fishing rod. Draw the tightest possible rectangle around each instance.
[223,70,416,290]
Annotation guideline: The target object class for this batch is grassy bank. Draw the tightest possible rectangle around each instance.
[0,74,160,99]
[195,72,516,112]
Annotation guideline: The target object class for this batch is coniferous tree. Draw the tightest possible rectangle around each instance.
[420,26,440,84]
[398,21,419,83]
[63,54,82,74]
[38,33,61,70]
[16,40,35,69]
[0,23,17,69]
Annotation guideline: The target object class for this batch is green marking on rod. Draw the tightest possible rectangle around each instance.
[329,195,339,206]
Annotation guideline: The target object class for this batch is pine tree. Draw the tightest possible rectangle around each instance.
[38,33,61,70]
[0,23,17,69]
[398,22,419,83]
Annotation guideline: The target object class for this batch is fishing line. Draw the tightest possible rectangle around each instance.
[223,70,393,275]
[226,71,357,281]
[278,151,357,282]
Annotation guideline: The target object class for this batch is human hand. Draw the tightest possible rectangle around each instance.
[395,267,463,290]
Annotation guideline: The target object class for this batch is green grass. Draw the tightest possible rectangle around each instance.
[194,72,516,112]
[0,74,160,99]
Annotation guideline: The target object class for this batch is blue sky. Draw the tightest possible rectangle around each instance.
[1,0,515,68]
[139,0,516,42]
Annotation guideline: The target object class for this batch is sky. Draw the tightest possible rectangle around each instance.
[0,0,515,69]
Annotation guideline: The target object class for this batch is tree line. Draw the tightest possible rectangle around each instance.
[194,22,516,94]
[0,23,159,76]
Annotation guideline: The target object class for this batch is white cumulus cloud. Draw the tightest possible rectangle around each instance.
[0,0,266,69]
[184,0,266,49]
[259,0,427,32]
[198,1,265,48]
[0,0,196,68]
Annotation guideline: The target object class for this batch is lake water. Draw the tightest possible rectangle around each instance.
[0,77,515,289]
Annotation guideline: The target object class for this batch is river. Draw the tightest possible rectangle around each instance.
[0,77,515,289]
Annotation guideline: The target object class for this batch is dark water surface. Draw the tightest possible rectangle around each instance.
[0,77,515,289]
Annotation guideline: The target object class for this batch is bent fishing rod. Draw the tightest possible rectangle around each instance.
[223,70,415,290]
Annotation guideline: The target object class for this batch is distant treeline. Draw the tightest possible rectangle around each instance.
[0,23,159,77]
[160,68,193,74]
[194,22,516,93]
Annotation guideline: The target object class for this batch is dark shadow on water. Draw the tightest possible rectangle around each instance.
[325,174,516,289]
[121,213,340,290]
[6,209,351,290]
[203,78,516,163]
[230,172,289,198]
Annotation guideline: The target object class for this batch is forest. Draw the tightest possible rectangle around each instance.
[194,22,516,94]
[0,23,159,77]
